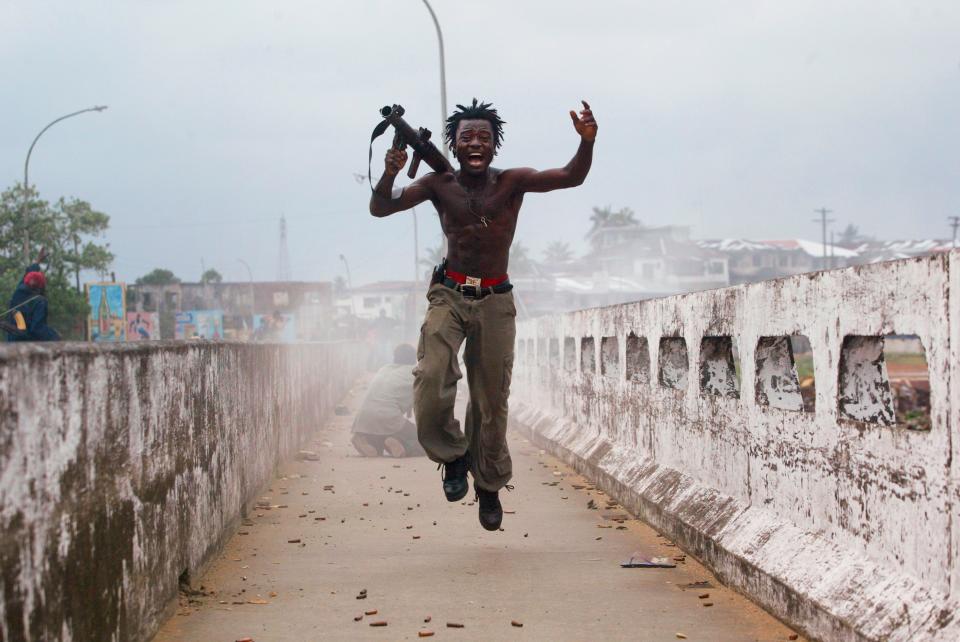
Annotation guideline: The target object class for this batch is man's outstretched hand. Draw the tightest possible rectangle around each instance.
[570,100,597,142]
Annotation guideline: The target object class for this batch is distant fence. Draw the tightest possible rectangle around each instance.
[511,251,958,642]
[0,341,364,642]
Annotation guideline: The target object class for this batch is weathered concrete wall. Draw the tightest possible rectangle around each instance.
[0,341,363,642]
[511,251,959,642]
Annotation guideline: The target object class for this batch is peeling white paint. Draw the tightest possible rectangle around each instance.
[0,341,363,642]
[512,251,959,641]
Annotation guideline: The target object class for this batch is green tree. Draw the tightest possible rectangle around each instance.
[1,184,114,339]
[201,268,223,284]
[136,268,180,285]
[838,224,872,247]
[543,241,574,264]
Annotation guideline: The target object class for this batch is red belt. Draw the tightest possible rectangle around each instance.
[445,269,509,288]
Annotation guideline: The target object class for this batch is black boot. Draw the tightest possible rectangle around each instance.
[439,452,471,502]
[475,485,502,531]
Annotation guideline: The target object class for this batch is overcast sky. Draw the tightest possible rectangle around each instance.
[1,0,958,285]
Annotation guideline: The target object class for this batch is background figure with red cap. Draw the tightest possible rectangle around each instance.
[4,247,61,342]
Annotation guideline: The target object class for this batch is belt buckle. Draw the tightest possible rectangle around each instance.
[461,276,482,299]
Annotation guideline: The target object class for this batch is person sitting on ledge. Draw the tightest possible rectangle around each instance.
[4,247,60,342]
[351,343,425,458]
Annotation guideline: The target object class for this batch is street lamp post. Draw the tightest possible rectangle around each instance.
[237,258,255,324]
[420,0,449,161]
[22,105,108,262]
[420,0,450,259]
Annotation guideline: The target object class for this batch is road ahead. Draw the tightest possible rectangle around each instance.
[154,377,803,642]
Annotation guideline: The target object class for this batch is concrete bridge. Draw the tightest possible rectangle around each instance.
[1,252,957,641]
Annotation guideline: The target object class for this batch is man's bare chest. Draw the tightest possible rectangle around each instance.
[433,179,520,230]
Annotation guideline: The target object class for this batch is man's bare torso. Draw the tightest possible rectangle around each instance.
[423,168,523,276]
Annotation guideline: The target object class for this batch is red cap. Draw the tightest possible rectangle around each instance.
[24,271,46,290]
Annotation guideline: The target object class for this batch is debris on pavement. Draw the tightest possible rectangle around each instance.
[418,632,435,638]
[369,620,388,627]
[446,622,464,628]
[511,620,523,627]
[680,581,714,590]
[621,553,676,569]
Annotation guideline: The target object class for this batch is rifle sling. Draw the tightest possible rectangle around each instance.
[367,119,393,193]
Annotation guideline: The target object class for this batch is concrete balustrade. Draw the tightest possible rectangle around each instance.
[511,251,959,642]
[0,341,363,642]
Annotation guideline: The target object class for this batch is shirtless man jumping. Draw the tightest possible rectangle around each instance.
[369,98,597,530]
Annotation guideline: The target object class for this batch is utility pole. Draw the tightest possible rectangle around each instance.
[812,207,834,269]
[277,215,291,281]
[949,216,960,248]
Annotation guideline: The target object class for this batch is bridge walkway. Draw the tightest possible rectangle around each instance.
[154,378,803,642]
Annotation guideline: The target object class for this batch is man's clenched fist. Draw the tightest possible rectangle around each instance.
[385,148,408,176]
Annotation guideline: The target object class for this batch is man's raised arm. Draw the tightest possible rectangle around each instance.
[369,147,432,217]
[514,100,598,194]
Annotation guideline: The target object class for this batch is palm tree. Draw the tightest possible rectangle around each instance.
[509,241,536,275]
[588,206,613,235]
[419,243,445,267]
[543,241,574,264]
[608,207,638,227]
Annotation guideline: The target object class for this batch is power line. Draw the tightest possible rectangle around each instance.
[949,216,960,248]
[812,207,835,269]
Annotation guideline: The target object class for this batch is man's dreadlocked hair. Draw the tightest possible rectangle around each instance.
[444,98,506,153]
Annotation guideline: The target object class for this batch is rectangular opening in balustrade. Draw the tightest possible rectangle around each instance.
[791,336,816,412]
[581,337,596,375]
[885,335,930,431]
[549,338,560,369]
[658,337,688,390]
[838,336,895,426]
[625,333,650,383]
[755,335,814,412]
[537,338,546,366]
[564,337,577,372]
[699,336,740,399]
[526,339,535,366]
[600,336,619,378]
[836,335,929,428]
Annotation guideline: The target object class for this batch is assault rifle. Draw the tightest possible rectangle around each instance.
[368,104,454,186]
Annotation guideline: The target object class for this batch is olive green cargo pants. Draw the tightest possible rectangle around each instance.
[413,284,516,492]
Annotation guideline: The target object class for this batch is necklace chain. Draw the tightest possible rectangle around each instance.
[460,178,490,227]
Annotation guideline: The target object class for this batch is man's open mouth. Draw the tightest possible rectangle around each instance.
[467,153,485,167]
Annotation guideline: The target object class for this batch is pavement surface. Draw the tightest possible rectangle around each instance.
[153,377,806,642]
